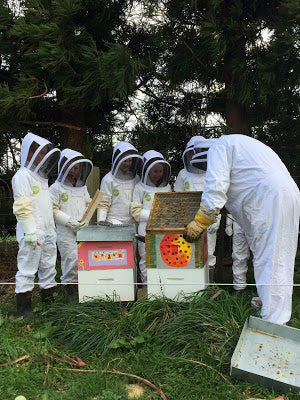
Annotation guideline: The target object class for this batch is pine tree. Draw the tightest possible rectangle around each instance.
[0,0,144,159]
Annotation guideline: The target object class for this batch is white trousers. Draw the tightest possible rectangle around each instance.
[232,221,250,290]
[16,231,57,293]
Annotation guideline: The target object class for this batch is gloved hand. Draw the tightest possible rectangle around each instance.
[66,219,86,232]
[184,209,215,242]
[225,225,233,236]
[24,232,38,247]
[131,201,143,222]
[183,220,204,242]
[225,214,233,236]
[207,214,221,233]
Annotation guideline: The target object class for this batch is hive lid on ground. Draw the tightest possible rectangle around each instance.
[230,316,300,393]
[146,191,202,234]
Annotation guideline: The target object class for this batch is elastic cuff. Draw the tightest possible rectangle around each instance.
[194,210,215,230]
[199,202,220,220]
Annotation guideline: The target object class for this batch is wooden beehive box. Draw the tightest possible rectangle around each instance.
[145,192,208,299]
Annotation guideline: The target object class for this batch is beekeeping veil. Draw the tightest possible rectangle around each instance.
[182,136,206,173]
[20,133,60,179]
[57,149,93,187]
[111,142,143,181]
[141,150,171,187]
[190,137,217,171]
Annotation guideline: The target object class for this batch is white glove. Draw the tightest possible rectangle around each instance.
[66,219,86,232]
[24,232,38,247]
[207,214,221,233]
[225,214,233,236]
[225,225,233,236]
[18,218,37,247]
[97,208,107,224]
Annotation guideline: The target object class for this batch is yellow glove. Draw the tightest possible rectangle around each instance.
[184,210,215,242]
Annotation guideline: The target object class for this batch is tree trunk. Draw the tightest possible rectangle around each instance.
[225,97,250,134]
[60,109,87,152]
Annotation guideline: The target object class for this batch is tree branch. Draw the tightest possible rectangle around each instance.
[21,120,84,131]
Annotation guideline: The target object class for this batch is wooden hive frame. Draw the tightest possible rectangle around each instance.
[146,191,203,234]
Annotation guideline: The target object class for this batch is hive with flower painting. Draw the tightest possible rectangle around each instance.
[145,191,208,299]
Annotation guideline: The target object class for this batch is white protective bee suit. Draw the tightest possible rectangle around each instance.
[174,136,221,271]
[131,150,171,283]
[50,149,93,284]
[12,133,60,295]
[97,142,143,225]
[188,134,300,325]
[225,215,251,290]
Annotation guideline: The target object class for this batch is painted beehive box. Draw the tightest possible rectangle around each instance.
[77,225,136,302]
[145,192,208,299]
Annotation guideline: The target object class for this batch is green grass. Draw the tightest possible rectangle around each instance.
[0,277,299,400]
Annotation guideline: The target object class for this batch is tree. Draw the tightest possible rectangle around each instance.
[0,0,144,163]
[130,0,299,160]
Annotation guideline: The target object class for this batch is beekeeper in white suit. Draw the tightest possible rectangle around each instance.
[97,142,143,225]
[131,150,171,283]
[184,134,300,325]
[174,136,221,280]
[12,133,61,318]
[50,149,93,302]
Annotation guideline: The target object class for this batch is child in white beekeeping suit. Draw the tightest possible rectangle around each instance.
[131,151,171,283]
[174,136,221,281]
[12,133,61,318]
[97,142,143,225]
[49,149,93,302]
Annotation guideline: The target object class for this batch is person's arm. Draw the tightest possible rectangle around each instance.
[131,184,143,222]
[50,183,86,232]
[12,173,37,246]
[97,175,112,223]
[184,141,232,242]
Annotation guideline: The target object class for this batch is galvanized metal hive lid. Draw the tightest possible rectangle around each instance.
[231,316,300,393]
[146,191,202,233]
[77,224,136,242]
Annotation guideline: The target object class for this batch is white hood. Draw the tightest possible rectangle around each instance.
[57,148,93,187]
[111,141,143,181]
[141,150,171,187]
[20,133,60,179]
[182,135,206,173]
[190,137,218,170]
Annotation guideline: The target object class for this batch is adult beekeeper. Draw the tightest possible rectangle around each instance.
[50,149,93,302]
[184,134,300,325]
[97,141,143,225]
[131,150,171,283]
[174,136,221,280]
[12,133,60,318]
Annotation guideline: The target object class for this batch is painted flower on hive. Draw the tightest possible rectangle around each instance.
[92,252,100,261]
[160,234,192,267]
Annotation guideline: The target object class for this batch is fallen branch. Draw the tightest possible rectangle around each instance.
[188,359,233,385]
[54,367,167,400]
[0,354,30,367]
[106,369,167,400]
